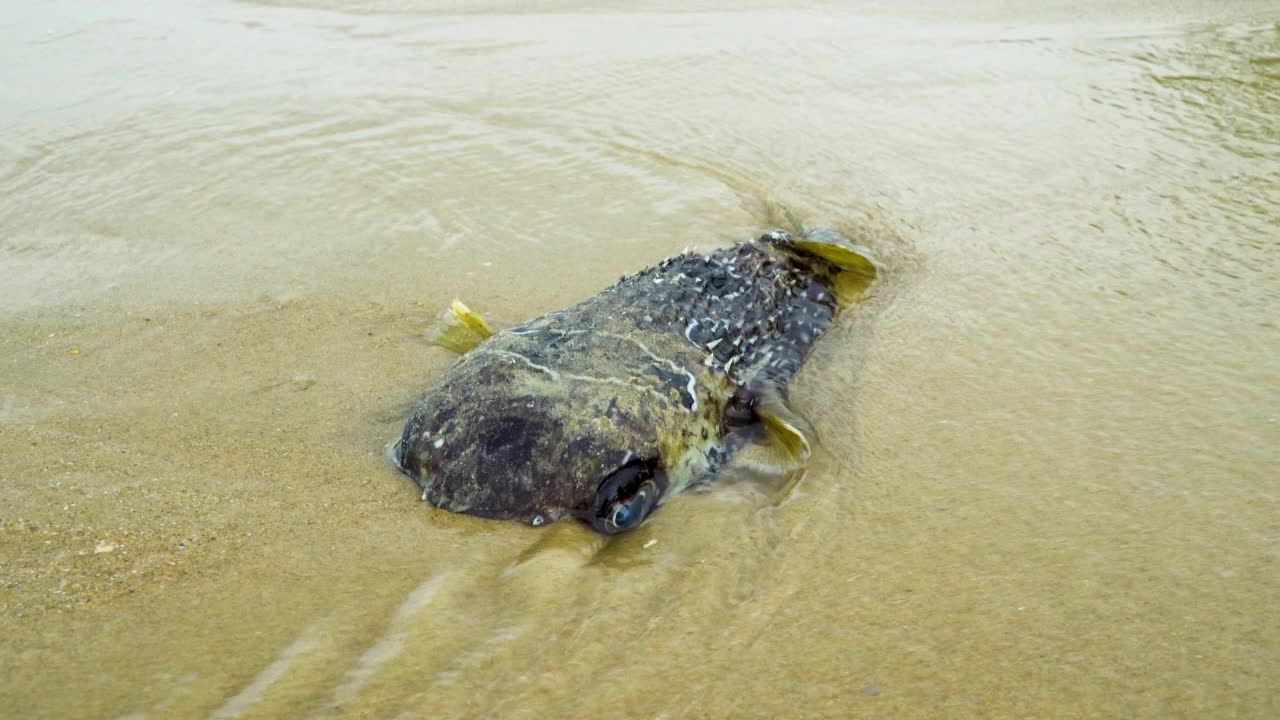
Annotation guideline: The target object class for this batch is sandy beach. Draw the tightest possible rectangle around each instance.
[2,1,1278,717]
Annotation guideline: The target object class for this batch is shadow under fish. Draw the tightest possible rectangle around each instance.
[391,229,877,535]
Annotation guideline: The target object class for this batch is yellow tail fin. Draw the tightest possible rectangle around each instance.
[790,227,878,281]
[780,228,879,304]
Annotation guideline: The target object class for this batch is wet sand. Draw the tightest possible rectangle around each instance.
[2,1,1278,718]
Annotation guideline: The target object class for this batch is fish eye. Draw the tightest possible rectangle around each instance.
[606,485,652,532]
[588,458,665,535]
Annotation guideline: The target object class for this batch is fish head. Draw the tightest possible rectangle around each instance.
[396,346,678,535]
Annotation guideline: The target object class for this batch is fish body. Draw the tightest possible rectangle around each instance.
[394,230,875,534]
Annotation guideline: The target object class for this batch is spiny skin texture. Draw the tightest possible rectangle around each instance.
[396,231,853,533]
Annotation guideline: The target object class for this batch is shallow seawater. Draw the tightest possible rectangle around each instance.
[2,1,1278,718]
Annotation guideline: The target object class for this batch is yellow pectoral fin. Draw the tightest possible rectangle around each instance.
[754,390,813,469]
[426,299,495,354]
[719,389,814,504]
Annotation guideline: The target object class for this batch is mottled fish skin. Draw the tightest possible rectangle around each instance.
[396,230,857,533]
[602,230,842,388]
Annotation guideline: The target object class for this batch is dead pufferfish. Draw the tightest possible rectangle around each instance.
[391,229,877,535]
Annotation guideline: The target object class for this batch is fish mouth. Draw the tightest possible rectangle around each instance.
[385,437,406,470]
[387,437,436,501]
